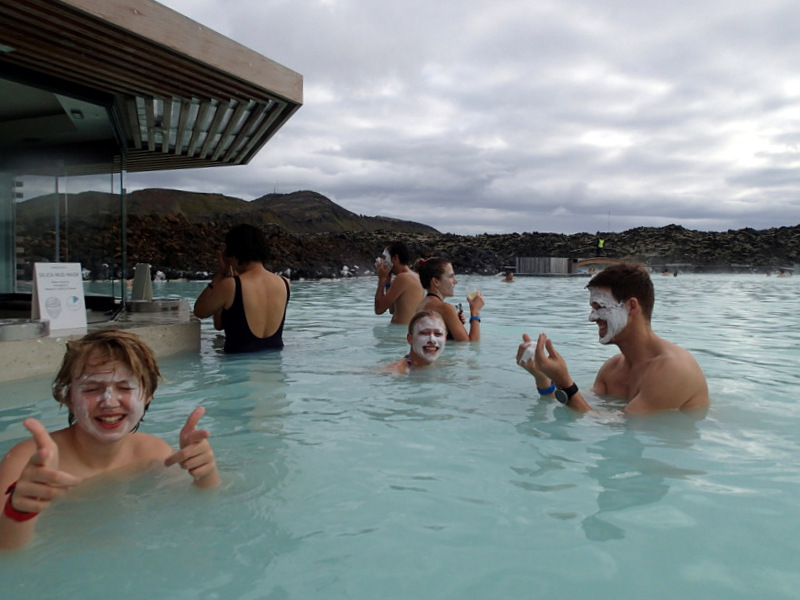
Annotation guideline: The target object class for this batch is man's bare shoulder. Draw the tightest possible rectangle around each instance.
[659,341,708,399]
[629,339,709,413]
[594,353,627,396]
[393,271,421,287]
[599,353,625,370]
[656,338,704,374]
[596,353,626,380]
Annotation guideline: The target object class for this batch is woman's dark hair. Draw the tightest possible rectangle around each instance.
[414,257,451,289]
[224,224,270,264]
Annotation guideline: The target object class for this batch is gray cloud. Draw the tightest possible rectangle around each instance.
[126,0,800,234]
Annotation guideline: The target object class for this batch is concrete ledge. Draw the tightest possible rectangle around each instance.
[0,317,201,383]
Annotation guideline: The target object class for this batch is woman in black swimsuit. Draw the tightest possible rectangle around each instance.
[193,224,290,353]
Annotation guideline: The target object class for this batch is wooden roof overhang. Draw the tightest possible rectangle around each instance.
[0,0,303,175]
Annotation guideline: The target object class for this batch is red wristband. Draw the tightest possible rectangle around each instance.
[4,482,39,522]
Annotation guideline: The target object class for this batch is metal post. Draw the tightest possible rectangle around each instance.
[63,172,69,262]
[120,180,127,310]
[53,166,60,261]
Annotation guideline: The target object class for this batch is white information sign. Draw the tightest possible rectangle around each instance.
[32,262,87,334]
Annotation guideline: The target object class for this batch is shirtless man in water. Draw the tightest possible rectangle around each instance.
[517,262,709,415]
[374,241,425,325]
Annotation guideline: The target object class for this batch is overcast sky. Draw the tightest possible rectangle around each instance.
[128,0,800,235]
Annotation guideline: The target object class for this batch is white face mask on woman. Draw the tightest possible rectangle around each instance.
[409,317,447,363]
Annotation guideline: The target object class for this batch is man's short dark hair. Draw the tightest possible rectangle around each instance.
[588,262,654,321]
[387,241,411,266]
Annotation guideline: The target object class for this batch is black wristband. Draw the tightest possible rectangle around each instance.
[555,383,578,405]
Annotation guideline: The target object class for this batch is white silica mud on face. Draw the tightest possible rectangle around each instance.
[588,287,629,344]
[410,317,446,364]
[70,361,146,442]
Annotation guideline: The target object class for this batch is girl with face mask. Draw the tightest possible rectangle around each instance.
[386,311,448,372]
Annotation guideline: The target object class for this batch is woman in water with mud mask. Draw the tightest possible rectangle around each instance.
[0,330,219,550]
[387,311,448,372]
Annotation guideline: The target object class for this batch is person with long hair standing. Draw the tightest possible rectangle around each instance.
[415,257,483,342]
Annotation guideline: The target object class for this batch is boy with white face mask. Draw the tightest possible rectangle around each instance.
[0,330,220,550]
[516,262,709,415]
[386,311,448,372]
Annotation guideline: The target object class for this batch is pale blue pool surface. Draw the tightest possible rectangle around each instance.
[2,274,799,599]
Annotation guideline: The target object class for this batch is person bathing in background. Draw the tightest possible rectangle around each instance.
[516,262,709,415]
[415,257,484,342]
[386,311,448,372]
[194,223,290,353]
[374,241,425,326]
[0,330,219,550]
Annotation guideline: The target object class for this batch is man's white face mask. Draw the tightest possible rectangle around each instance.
[588,288,629,344]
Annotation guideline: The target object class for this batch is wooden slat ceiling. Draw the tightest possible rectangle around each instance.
[0,0,303,174]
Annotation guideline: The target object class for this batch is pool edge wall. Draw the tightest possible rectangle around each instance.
[0,318,201,384]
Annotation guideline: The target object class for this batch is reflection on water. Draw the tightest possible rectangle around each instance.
[581,415,705,541]
[1,274,799,599]
[514,403,708,542]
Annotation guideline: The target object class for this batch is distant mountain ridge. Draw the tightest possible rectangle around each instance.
[14,187,800,279]
[18,188,440,235]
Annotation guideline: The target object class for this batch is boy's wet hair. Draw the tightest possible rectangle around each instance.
[52,329,162,426]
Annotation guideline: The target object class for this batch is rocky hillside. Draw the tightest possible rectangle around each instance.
[18,189,439,235]
[15,189,800,279]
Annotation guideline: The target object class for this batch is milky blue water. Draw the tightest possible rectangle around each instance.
[1,273,799,599]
